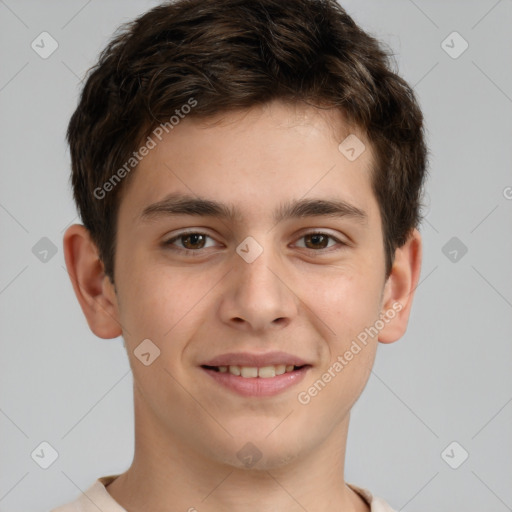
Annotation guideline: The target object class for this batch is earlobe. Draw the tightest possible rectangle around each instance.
[378,228,422,344]
[63,224,122,339]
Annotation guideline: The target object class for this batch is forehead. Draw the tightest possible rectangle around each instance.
[118,101,379,226]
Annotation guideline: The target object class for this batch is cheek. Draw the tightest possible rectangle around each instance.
[304,264,383,344]
[116,262,216,355]
[294,270,381,421]
[122,287,171,337]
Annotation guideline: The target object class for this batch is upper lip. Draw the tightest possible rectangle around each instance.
[201,351,311,367]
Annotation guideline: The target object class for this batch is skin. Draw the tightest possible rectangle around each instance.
[63,100,422,512]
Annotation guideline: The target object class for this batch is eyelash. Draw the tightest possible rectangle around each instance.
[162,230,347,256]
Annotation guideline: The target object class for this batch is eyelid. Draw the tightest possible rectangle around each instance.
[163,229,221,249]
[163,228,349,254]
[291,230,348,250]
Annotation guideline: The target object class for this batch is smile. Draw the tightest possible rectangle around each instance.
[200,364,311,397]
[202,364,306,378]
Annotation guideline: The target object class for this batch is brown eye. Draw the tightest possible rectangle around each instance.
[294,232,346,252]
[304,233,330,249]
[180,233,206,250]
[164,232,217,252]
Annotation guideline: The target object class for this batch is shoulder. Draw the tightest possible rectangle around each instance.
[347,482,398,512]
[49,475,124,512]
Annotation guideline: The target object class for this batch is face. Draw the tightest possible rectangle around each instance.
[92,101,407,468]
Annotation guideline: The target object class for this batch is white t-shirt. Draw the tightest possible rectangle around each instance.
[50,474,397,511]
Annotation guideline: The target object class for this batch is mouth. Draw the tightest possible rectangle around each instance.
[201,364,309,378]
[200,361,312,397]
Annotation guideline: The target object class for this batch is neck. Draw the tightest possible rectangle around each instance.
[106,387,369,512]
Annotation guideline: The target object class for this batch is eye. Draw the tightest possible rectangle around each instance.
[163,231,218,252]
[162,230,347,255]
[294,232,345,251]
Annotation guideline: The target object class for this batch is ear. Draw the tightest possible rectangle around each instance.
[378,228,422,344]
[63,224,122,339]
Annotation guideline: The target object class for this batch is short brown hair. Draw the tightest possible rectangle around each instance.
[67,0,427,283]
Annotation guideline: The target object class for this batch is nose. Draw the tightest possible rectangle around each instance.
[218,239,299,333]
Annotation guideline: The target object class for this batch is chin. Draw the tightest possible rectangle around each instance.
[220,447,303,472]
[209,427,307,471]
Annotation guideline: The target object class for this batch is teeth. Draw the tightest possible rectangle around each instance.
[258,366,276,378]
[216,364,299,378]
[275,364,286,375]
[241,366,258,378]
[229,365,241,376]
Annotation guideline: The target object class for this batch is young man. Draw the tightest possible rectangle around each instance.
[55,0,425,510]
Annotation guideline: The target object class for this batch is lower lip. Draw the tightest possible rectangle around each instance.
[201,366,310,397]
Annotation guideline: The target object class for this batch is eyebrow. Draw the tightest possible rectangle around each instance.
[140,193,368,224]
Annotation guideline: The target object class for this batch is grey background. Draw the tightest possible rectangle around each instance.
[1,1,511,511]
